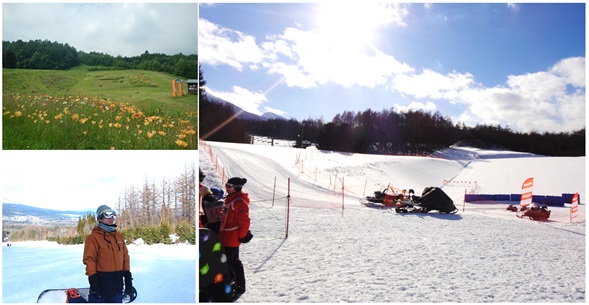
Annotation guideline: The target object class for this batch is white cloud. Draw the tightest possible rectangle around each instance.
[394,101,437,113]
[507,3,520,12]
[207,86,268,116]
[387,57,584,133]
[262,27,413,89]
[199,18,265,71]
[454,57,585,132]
[3,3,197,56]
[263,106,288,116]
[549,57,585,87]
[392,69,476,100]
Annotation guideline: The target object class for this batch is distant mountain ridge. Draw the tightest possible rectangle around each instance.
[206,92,286,121]
[2,203,91,226]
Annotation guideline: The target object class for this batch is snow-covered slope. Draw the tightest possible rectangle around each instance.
[3,241,196,303]
[200,141,585,303]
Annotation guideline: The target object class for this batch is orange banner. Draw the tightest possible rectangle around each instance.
[520,177,534,207]
[570,193,579,222]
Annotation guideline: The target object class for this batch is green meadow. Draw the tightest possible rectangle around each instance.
[2,66,197,149]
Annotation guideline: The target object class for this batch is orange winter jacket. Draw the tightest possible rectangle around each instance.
[219,191,250,247]
[84,226,130,275]
[83,226,130,295]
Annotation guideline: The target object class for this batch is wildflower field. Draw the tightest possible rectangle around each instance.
[3,68,197,149]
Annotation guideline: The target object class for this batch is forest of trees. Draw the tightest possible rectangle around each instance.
[2,39,197,79]
[199,68,585,157]
[9,163,196,245]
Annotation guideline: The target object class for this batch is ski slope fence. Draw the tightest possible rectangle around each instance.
[200,140,229,183]
[292,149,410,205]
[442,179,478,193]
[200,141,392,238]
[200,141,292,239]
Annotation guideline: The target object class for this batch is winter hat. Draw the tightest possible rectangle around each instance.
[96,205,114,220]
[210,187,224,199]
[226,177,247,191]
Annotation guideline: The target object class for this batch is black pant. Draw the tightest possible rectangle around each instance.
[224,246,246,293]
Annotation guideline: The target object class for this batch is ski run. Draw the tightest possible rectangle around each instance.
[200,139,585,303]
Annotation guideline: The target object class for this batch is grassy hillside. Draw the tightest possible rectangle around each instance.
[2,66,197,149]
[3,66,88,94]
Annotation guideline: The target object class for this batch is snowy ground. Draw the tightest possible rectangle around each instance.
[3,241,196,303]
[200,140,585,303]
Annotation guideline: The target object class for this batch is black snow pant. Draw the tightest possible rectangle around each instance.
[224,246,246,293]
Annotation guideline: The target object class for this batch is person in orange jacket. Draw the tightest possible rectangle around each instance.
[83,205,133,303]
[220,177,253,297]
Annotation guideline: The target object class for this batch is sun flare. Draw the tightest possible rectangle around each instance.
[315,2,407,52]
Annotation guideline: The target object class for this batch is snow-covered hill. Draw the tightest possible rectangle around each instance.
[205,93,286,121]
[200,141,585,302]
[2,203,91,226]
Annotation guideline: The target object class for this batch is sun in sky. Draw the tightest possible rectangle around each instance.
[304,3,412,87]
[315,2,405,53]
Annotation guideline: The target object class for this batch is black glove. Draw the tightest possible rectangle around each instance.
[123,271,133,295]
[239,230,253,243]
[88,273,101,296]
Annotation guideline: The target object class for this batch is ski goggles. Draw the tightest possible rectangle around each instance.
[225,183,243,189]
[101,211,117,219]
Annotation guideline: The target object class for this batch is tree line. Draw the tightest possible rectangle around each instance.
[3,39,197,79]
[199,67,584,157]
[9,163,196,245]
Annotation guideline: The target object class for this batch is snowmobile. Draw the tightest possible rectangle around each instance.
[360,186,416,208]
[394,187,458,214]
[516,204,550,220]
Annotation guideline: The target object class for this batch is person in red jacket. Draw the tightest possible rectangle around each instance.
[220,177,253,297]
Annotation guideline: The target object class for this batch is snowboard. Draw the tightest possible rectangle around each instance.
[199,228,236,302]
[37,286,137,303]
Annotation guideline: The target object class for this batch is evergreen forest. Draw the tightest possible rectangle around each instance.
[199,66,584,157]
[3,39,197,79]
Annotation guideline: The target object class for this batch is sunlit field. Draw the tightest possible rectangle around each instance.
[3,93,197,149]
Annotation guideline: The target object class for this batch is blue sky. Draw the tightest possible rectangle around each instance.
[199,3,585,133]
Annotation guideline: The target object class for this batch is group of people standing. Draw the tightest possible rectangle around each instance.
[199,170,252,302]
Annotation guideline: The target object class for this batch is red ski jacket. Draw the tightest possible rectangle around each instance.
[219,191,250,247]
